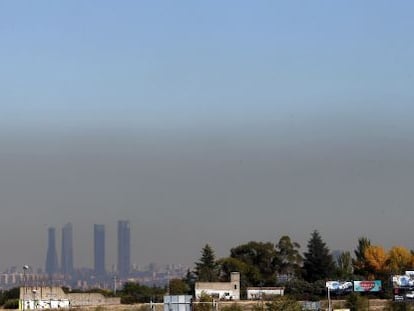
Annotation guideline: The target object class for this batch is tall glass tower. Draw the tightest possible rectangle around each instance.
[117,220,130,277]
[94,224,106,276]
[45,227,59,275]
[61,222,74,276]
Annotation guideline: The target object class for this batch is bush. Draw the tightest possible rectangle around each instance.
[384,301,414,311]
[193,292,214,311]
[221,303,243,311]
[345,292,369,311]
[3,299,19,309]
[264,296,302,311]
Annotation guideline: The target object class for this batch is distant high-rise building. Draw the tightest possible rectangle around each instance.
[117,220,131,277]
[94,224,106,276]
[61,222,74,276]
[45,227,59,275]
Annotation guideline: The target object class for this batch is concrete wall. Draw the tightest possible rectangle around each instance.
[19,286,120,309]
[68,293,120,307]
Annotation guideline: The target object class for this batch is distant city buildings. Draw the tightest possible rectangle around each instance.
[94,224,106,277]
[45,227,59,275]
[61,223,74,276]
[117,220,131,278]
[0,220,190,291]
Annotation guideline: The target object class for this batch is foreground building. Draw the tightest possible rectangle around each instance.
[19,286,120,310]
[195,272,240,300]
[246,287,285,300]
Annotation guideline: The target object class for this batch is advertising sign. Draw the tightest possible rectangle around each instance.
[353,280,382,292]
[392,275,414,288]
[326,281,353,292]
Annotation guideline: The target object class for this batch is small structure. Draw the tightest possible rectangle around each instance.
[195,272,240,301]
[19,286,120,309]
[164,295,192,311]
[246,287,285,300]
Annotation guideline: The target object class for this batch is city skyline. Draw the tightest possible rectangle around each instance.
[1,1,414,273]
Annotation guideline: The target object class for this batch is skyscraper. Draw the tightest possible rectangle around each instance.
[61,222,74,276]
[117,220,130,277]
[94,224,106,276]
[45,227,59,275]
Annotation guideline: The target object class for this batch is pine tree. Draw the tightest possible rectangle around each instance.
[194,244,220,282]
[302,230,335,282]
[352,237,371,277]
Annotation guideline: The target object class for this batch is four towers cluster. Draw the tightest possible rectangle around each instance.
[45,220,131,278]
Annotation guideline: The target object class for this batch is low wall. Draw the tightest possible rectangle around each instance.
[68,293,121,307]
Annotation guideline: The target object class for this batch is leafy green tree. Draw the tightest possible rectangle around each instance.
[285,279,325,301]
[274,235,303,279]
[195,244,220,282]
[336,251,353,279]
[120,282,165,304]
[169,278,190,295]
[217,256,260,291]
[183,269,197,295]
[230,241,277,285]
[302,230,335,282]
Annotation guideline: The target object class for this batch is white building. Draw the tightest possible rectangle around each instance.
[195,272,240,301]
[246,287,285,300]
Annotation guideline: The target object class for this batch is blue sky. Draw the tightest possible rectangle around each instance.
[1,1,414,271]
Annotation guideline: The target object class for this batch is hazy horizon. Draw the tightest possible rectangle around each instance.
[1,1,414,272]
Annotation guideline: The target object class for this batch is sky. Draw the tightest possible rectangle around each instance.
[1,1,414,272]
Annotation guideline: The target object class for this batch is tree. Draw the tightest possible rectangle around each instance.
[336,251,353,279]
[302,230,335,282]
[183,269,197,295]
[230,241,278,285]
[169,278,190,295]
[353,237,371,277]
[274,235,303,279]
[387,246,412,275]
[194,244,220,282]
[218,256,261,294]
[364,245,387,278]
[120,282,165,304]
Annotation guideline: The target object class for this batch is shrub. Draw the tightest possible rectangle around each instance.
[221,303,243,311]
[345,292,369,311]
[3,299,19,309]
[264,296,302,311]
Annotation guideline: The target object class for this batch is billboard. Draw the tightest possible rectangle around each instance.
[392,275,414,288]
[326,281,353,293]
[353,280,382,292]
